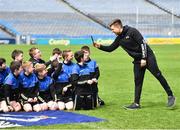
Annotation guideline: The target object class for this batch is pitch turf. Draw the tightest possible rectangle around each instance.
[0,44,180,129]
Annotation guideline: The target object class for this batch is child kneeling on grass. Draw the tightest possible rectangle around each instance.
[34,63,58,111]
[72,50,96,110]
[3,61,22,112]
[0,58,11,112]
[81,45,105,107]
[20,61,41,112]
[51,59,74,111]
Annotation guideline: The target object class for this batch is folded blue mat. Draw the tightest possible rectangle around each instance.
[0,110,105,127]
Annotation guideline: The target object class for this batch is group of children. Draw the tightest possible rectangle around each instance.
[0,46,104,113]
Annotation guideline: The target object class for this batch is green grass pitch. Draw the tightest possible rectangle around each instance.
[0,44,180,129]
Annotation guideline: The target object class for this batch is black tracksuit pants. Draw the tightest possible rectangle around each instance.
[134,52,173,104]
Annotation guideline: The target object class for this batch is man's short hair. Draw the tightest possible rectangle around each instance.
[0,58,6,66]
[11,49,23,60]
[109,19,122,27]
[81,46,90,52]
[10,61,21,73]
[74,51,84,63]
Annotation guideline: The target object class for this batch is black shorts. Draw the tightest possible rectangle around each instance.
[9,93,21,102]
[54,82,73,103]
[9,97,21,103]
[74,94,94,110]
[74,84,93,95]
[58,96,73,103]
[20,98,39,106]
[0,85,5,101]
[91,83,98,93]
[38,92,52,103]
[20,100,39,106]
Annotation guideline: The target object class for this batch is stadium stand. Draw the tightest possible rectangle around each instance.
[0,0,111,37]
[65,0,180,36]
[0,20,20,36]
[0,29,11,38]
[146,0,180,17]
[0,0,180,44]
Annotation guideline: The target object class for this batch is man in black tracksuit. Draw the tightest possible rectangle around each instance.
[93,19,175,109]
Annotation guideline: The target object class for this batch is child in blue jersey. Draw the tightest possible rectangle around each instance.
[72,51,95,110]
[0,58,11,112]
[81,46,105,107]
[20,61,41,112]
[51,50,75,110]
[3,61,22,112]
[0,58,10,86]
[34,63,58,111]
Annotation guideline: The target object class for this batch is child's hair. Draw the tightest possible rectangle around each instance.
[52,48,62,55]
[62,49,72,59]
[81,45,90,52]
[34,63,46,73]
[0,58,6,66]
[10,61,21,73]
[22,61,32,70]
[51,60,59,69]
[11,49,23,60]
[29,47,38,58]
[74,51,84,63]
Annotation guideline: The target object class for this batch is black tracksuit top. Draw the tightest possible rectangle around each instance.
[99,25,153,61]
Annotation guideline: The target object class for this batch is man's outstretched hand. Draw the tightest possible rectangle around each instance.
[93,42,101,48]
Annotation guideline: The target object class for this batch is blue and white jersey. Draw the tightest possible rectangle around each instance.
[56,70,69,83]
[4,73,21,89]
[39,76,53,92]
[73,63,91,77]
[0,67,10,84]
[85,59,98,73]
[73,63,92,95]
[55,62,76,83]
[20,72,38,88]
[63,62,76,77]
